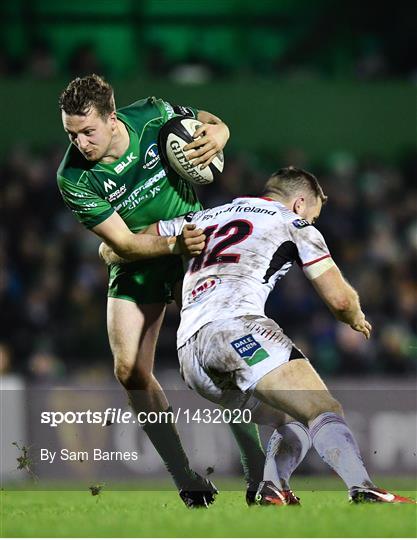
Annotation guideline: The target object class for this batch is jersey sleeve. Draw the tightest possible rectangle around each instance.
[155,98,199,123]
[157,215,187,237]
[289,221,335,279]
[57,174,114,230]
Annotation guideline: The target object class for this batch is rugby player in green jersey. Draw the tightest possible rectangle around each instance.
[57,74,264,507]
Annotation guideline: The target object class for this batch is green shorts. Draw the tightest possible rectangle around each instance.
[107,256,184,304]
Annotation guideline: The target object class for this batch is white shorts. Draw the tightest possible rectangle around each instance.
[178,315,304,410]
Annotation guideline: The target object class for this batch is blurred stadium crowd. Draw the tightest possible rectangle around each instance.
[1,144,416,379]
[1,32,416,84]
[1,0,416,82]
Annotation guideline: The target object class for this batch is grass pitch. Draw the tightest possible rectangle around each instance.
[1,479,416,537]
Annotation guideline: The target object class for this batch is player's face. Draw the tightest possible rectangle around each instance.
[62,107,115,161]
[305,197,323,224]
[293,195,322,224]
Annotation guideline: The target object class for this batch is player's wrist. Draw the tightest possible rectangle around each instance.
[167,236,181,255]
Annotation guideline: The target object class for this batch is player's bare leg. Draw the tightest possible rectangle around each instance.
[254,359,415,504]
[107,297,217,507]
[108,298,167,412]
[255,359,339,421]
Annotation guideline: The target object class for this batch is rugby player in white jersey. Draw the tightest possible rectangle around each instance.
[101,167,415,505]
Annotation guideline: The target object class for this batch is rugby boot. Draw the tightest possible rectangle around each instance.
[246,482,259,506]
[282,489,301,505]
[255,480,301,506]
[179,473,218,508]
[349,486,416,504]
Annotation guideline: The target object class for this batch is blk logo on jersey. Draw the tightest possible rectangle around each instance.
[231,334,269,366]
[104,178,117,193]
[114,152,138,174]
[143,143,160,170]
[292,219,310,229]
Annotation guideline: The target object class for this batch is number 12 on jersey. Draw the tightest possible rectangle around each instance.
[190,219,253,273]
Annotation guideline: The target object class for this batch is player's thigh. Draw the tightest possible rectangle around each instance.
[178,339,227,406]
[254,358,340,424]
[107,297,166,372]
[108,257,183,305]
[250,401,293,428]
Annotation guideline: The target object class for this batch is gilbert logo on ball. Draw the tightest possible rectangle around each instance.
[158,117,224,185]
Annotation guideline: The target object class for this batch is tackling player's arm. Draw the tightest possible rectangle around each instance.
[309,265,372,339]
[291,222,372,339]
[97,218,204,264]
[307,263,372,339]
[184,110,230,169]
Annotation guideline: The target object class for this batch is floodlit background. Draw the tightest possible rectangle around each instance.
[1,0,416,485]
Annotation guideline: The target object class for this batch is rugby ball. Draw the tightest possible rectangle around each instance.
[158,116,224,185]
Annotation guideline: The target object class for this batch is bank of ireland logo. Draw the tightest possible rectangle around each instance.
[143,143,160,170]
[231,334,269,366]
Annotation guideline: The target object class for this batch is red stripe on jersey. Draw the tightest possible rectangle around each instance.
[156,221,161,236]
[241,196,274,201]
[303,254,331,267]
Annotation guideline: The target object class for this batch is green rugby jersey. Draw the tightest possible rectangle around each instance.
[57,98,202,233]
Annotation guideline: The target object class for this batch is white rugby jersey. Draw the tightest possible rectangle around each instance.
[158,197,334,346]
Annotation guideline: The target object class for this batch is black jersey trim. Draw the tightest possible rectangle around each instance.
[263,240,301,283]
[172,105,196,118]
[289,346,306,360]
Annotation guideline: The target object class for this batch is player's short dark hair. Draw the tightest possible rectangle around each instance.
[59,74,115,118]
[264,166,328,204]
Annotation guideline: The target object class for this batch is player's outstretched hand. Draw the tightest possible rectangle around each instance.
[175,224,206,257]
[350,313,372,339]
[184,123,229,169]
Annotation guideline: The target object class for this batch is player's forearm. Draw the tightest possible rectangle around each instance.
[328,286,362,325]
[330,289,371,338]
[98,221,206,264]
[312,266,364,327]
[110,233,176,261]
